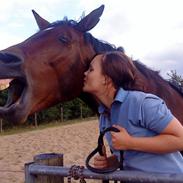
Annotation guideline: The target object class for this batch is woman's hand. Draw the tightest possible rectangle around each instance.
[93,145,119,169]
[111,125,132,150]
[93,153,108,169]
[93,154,119,169]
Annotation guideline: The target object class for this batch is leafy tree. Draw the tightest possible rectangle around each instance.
[167,70,183,88]
[0,89,13,129]
[62,98,95,120]
[27,98,95,125]
[0,89,8,106]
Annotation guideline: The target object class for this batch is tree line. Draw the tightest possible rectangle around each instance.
[0,90,95,130]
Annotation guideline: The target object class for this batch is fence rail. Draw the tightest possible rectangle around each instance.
[25,153,183,183]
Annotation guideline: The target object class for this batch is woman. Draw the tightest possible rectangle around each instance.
[83,51,183,173]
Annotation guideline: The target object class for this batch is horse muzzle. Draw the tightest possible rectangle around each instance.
[0,51,29,124]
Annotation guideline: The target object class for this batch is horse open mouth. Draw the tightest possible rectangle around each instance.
[0,52,28,123]
[4,78,27,108]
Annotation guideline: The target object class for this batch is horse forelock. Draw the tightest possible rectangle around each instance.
[52,17,77,26]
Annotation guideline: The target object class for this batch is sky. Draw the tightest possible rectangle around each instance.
[0,0,183,79]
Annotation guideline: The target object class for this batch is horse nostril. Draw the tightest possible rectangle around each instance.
[0,53,21,64]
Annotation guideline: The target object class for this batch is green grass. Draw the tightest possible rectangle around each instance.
[0,116,97,136]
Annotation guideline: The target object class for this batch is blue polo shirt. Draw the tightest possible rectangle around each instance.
[99,88,183,173]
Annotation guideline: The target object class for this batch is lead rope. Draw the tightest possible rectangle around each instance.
[85,126,120,174]
[67,165,86,183]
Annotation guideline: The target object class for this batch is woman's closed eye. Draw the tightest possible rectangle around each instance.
[88,66,94,72]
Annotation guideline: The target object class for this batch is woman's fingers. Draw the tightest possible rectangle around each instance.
[93,154,108,168]
[111,125,131,150]
[102,145,107,156]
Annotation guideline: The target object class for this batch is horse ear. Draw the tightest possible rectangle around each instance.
[32,10,50,30]
[77,5,105,32]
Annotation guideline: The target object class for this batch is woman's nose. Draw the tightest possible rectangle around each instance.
[84,70,88,76]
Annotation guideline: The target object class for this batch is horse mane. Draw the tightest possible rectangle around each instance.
[132,60,160,78]
[133,60,183,97]
[83,32,124,53]
[133,60,166,84]
[168,81,183,96]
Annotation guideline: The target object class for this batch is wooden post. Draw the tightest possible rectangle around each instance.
[34,113,38,128]
[0,119,3,133]
[25,162,36,183]
[33,153,64,183]
[60,104,64,122]
[80,104,83,119]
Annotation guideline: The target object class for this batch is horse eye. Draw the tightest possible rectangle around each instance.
[59,36,70,44]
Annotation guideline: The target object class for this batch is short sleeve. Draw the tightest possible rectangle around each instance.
[141,95,174,133]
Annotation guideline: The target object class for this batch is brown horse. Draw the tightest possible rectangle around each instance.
[0,5,182,124]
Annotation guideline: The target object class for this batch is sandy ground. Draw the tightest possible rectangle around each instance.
[0,119,104,183]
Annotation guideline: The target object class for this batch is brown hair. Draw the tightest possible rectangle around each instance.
[100,51,147,91]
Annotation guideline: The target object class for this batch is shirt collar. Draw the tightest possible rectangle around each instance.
[114,87,129,102]
[98,87,129,114]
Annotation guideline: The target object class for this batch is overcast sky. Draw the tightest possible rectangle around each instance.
[0,0,183,79]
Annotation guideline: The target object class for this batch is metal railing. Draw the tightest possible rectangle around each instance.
[25,153,183,183]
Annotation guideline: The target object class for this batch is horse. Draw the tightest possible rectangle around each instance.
[0,5,182,125]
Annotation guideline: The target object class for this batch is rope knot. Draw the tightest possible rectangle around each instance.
[68,165,86,183]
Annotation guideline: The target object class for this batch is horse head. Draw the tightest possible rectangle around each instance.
[0,5,104,124]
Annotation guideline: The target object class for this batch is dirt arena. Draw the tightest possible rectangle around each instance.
[0,119,103,183]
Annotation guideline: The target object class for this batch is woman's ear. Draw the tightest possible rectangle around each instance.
[104,76,113,85]
[102,79,106,85]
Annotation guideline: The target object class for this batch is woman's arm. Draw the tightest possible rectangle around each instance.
[111,117,183,154]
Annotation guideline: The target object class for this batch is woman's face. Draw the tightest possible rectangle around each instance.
[83,55,106,95]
